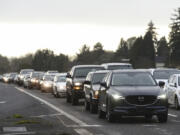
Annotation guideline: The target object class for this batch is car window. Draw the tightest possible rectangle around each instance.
[153,70,180,79]
[92,73,107,84]
[108,65,132,70]
[111,72,156,86]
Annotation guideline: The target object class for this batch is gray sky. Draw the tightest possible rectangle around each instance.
[0,0,179,57]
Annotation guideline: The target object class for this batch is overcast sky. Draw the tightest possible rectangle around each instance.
[0,0,179,57]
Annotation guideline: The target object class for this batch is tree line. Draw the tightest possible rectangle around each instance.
[0,8,180,74]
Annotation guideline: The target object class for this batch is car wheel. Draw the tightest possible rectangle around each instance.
[66,92,71,103]
[175,97,180,110]
[90,98,97,113]
[158,113,168,123]
[84,99,90,111]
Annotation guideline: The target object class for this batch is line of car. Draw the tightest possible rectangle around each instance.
[1,63,180,123]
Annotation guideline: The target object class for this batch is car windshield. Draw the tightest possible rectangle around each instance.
[111,72,156,86]
[108,65,133,70]
[92,73,107,84]
[20,70,33,74]
[32,73,43,78]
[153,70,180,79]
[57,76,66,82]
[74,67,104,78]
[44,75,54,81]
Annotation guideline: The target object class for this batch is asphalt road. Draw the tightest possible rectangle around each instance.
[1,82,180,135]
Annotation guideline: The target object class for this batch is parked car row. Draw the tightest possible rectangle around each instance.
[2,63,180,123]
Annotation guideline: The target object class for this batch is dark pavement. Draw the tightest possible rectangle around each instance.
[1,82,180,135]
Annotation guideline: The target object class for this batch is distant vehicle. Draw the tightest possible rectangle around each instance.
[18,69,34,86]
[66,65,105,105]
[46,70,59,75]
[2,73,18,83]
[149,68,180,85]
[165,74,180,110]
[40,74,55,92]
[52,73,67,98]
[101,63,133,70]
[36,73,45,90]
[84,70,109,113]
[29,71,44,89]
[23,74,31,88]
[98,70,168,123]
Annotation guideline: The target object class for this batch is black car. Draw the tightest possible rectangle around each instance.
[84,70,109,113]
[66,65,105,105]
[98,70,168,123]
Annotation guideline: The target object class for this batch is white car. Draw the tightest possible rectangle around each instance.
[52,73,67,98]
[149,68,180,86]
[165,74,180,110]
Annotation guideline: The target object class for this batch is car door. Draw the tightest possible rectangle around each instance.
[99,72,111,112]
[168,76,176,104]
[171,76,178,104]
[84,73,92,102]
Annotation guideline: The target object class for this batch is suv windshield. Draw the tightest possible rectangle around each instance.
[44,75,54,81]
[92,73,107,84]
[153,70,180,79]
[20,70,33,74]
[57,76,66,82]
[108,65,132,70]
[31,72,43,78]
[74,67,104,78]
[112,72,156,86]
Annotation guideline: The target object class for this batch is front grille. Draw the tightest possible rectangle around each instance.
[125,95,157,106]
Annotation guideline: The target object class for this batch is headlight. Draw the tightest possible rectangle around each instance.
[94,91,99,99]
[157,94,167,99]
[73,86,81,90]
[112,94,125,100]
[74,82,82,86]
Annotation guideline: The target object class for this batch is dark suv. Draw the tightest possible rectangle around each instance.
[98,70,168,123]
[66,65,105,105]
[84,70,109,113]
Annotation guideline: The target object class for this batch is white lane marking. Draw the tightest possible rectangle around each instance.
[0,132,36,135]
[0,101,6,104]
[74,129,93,135]
[168,113,178,118]
[31,113,63,118]
[15,87,101,127]
[143,124,157,127]
[3,127,27,132]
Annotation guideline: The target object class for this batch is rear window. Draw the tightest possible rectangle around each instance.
[74,67,104,78]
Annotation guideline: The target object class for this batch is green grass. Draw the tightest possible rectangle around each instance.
[15,120,40,124]
[13,114,23,119]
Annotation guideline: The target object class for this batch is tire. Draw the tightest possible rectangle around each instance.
[175,97,180,110]
[84,99,90,111]
[71,95,78,105]
[90,98,97,113]
[158,113,168,123]
[66,92,71,103]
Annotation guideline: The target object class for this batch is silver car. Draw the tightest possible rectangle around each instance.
[53,73,67,98]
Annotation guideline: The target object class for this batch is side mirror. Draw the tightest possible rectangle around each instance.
[159,81,165,87]
[100,82,108,88]
[66,73,71,78]
[84,80,91,85]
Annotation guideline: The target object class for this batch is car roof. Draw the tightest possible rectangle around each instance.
[73,65,104,68]
[88,70,110,74]
[101,63,132,66]
[149,68,179,72]
[112,69,152,73]
[55,73,67,76]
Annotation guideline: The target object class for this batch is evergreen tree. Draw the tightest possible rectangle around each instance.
[169,8,180,66]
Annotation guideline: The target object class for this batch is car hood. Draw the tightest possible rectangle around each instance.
[44,81,53,84]
[56,82,66,87]
[111,86,161,96]
[73,78,86,83]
